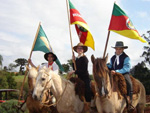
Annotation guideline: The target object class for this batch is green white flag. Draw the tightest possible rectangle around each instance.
[32,24,64,71]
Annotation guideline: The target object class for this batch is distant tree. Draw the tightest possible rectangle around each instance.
[0,76,8,89]
[62,64,70,73]
[3,66,8,71]
[130,61,150,94]
[6,75,17,89]
[8,63,16,71]
[0,54,3,65]
[14,58,28,74]
[59,59,73,74]
[0,54,3,69]
[141,31,150,65]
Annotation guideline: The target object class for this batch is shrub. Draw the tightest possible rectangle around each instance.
[0,99,24,113]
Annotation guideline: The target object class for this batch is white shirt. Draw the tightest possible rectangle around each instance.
[40,62,59,74]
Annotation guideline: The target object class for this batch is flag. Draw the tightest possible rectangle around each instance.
[32,24,64,71]
[108,3,148,44]
[69,0,95,50]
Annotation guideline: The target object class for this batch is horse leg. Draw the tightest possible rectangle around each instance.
[136,103,145,113]
[95,96,103,113]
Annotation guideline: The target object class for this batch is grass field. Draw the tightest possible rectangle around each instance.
[13,75,29,95]
[13,75,28,83]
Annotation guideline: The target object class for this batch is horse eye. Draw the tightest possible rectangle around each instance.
[42,78,45,81]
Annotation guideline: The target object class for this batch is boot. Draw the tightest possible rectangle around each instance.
[128,91,134,111]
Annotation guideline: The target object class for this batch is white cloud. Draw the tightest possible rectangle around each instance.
[0,0,147,74]
[137,11,148,18]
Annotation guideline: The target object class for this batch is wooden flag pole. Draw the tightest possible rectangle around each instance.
[18,22,41,104]
[66,0,77,70]
[103,31,110,58]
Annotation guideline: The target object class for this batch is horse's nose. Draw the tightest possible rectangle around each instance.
[33,94,38,100]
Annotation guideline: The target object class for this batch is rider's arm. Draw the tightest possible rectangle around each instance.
[115,57,131,74]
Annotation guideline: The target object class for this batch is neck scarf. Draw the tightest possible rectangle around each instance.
[48,62,53,70]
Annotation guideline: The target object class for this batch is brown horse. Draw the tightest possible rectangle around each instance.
[19,66,58,113]
[91,55,146,113]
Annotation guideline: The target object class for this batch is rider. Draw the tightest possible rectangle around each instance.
[69,42,91,107]
[28,52,59,74]
[107,41,133,106]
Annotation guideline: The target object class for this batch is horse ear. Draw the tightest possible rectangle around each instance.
[36,65,40,71]
[91,55,95,64]
[105,53,108,63]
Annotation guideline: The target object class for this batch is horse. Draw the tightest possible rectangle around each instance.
[19,66,58,113]
[32,66,91,113]
[91,55,146,113]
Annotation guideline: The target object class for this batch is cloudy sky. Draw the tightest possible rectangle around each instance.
[0,0,149,74]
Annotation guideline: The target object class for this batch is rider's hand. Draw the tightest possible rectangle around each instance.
[111,70,116,75]
[28,58,32,64]
[68,70,75,76]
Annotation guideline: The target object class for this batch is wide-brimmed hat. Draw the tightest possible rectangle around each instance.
[73,42,88,53]
[112,41,128,49]
[44,52,57,61]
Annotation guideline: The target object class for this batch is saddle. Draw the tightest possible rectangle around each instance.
[113,72,140,97]
[69,77,85,101]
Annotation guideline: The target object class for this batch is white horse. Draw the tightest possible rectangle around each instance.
[32,67,85,113]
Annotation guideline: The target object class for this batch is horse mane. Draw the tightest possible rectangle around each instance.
[28,67,38,78]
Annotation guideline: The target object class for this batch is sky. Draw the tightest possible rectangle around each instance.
[0,0,149,74]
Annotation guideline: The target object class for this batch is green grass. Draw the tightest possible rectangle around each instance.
[13,75,28,83]
[13,75,29,96]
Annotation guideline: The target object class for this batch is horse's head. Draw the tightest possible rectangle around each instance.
[91,54,109,96]
[32,66,53,101]
[26,65,39,91]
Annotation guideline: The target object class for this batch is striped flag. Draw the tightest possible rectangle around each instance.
[69,0,95,50]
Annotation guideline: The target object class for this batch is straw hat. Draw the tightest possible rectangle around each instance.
[112,41,128,49]
[44,52,57,61]
[73,42,88,53]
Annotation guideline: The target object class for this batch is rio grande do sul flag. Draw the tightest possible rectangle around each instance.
[108,3,147,44]
[69,0,95,50]
[32,24,64,71]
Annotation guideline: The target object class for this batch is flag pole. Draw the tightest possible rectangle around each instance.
[103,31,110,58]
[66,0,77,70]
[103,2,115,58]
[18,22,41,104]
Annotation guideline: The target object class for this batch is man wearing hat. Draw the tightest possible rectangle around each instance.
[28,52,59,74]
[107,41,133,107]
[69,42,91,108]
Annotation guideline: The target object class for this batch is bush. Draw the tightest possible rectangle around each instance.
[0,76,8,89]
[0,99,25,113]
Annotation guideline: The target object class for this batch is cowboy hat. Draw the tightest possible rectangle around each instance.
[112,41,128,49]
[44,52,57,61]
[73,42,88,53]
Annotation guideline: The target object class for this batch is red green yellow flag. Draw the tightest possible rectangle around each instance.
[69,0,95,50]
[108,3,148,44]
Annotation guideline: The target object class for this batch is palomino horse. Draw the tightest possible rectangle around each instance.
[91,55,146,113]
[32,66,85,113]
[19,66,58,113]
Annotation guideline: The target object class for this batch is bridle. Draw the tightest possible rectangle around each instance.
[39,71,69,107]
